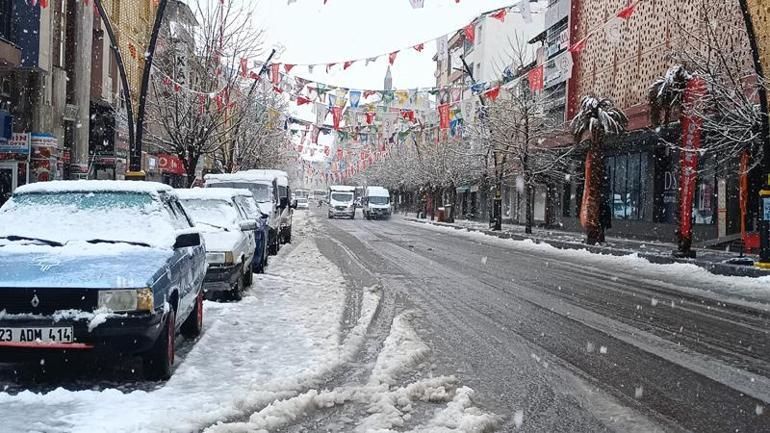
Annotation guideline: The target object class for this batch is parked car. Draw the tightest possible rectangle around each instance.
[328,185,356,219]
[295,197,309,210]
[363,186,391,220]
[0,180,206,380]
[232,190,270,274]
[204,170,295,255]
[176,188,257,301]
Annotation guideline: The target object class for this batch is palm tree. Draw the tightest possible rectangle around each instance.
[571,96,628,245]
[648,65,692,126]
[648,65,699,257]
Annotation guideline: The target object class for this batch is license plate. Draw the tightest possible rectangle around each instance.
[0,327,74,344]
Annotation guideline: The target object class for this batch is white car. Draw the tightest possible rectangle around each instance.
[295,197,309,209]
[177,188,257,300]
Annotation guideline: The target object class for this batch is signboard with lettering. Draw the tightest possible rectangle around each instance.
[0,133,31,155]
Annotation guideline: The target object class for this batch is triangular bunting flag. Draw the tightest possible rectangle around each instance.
[617,3,636,20]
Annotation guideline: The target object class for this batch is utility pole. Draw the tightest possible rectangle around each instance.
[461,55,502,231]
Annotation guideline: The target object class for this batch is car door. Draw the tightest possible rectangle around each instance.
[232,199,256,267]
[162,197,196,325]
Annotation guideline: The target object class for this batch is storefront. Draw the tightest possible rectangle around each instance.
[0,132,30,207]
[558,128,738,244]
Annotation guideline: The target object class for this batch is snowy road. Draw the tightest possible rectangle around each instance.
[293,208,769,433]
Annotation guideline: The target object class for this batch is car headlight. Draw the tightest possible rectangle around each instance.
[206,251,234,265]
[98,288,154,312]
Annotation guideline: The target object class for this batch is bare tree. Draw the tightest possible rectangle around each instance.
[147,0,266,186]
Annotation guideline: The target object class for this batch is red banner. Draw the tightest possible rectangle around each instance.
[678,78,706,240]
[438,104,450,129]
[529,65,544,92]
[158,153,186,175]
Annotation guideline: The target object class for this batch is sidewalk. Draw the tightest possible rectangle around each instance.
[403,216,769,278]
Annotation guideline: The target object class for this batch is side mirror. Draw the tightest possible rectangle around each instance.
[279,197,288,208]
[240,220,258,231]
[174,232,201,249]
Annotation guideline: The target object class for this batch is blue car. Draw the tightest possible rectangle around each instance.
[0,181,207,380]
[232,191,270,274]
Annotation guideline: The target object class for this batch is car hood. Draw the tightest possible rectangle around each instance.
[200,230,244,252]
[0,243,174,289]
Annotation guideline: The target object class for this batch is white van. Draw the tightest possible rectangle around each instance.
[363,186,391,220]
[328,185,356,219]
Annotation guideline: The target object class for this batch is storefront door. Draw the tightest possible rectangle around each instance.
[0,161,18,207]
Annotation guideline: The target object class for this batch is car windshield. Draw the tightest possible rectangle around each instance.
[180,199,240,229]
[208,182,272,202]
[0,191,173,248]
[234,196,261,219]
[369,196,389,205]
[331,192,353,202]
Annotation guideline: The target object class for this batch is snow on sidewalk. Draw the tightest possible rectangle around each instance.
[411,221,770,309]
[0,237,380,433]
[207,312,501,433]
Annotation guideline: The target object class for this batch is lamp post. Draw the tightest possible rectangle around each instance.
[460,55,502,231]
[737,0,770,267]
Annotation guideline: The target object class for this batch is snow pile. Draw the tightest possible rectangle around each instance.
[0,235,378,433]
[209,312,500,433]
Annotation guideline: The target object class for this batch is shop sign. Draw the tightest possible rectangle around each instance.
[158,153,185,175]
[544,51,573,89]
[764,197,770,221]
[0,133,31,155]
[30,134,57,149]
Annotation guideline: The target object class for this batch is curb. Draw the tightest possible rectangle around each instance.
[405,218,770,278]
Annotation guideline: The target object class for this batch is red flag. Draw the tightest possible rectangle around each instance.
[401,110,415,123]
[363,90,376,99]
[484,86,501,101]
[438,104,450,129]
[240,58,248,77]
[489,8,506,22]
[270,63,280,85]
[365,112,376,125]
[617,3,636,20]
[464,23,475,44]
[173,83,181,92]
[250,71,259,80]
[388,51,398,65]
[296,96,311,106]
[284,64,295,73]
[528,65,544,91]
[344,60,354,70]
[273,86,283,94]
[331,106,342,130]
[413,43,424,52]
[569,37,588,53]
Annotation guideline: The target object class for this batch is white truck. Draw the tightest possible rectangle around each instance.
[328,185,356,219]
[362,186,391,220]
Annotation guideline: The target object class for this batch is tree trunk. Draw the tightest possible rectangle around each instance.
[525,182,534,235]
[581,145,605,245]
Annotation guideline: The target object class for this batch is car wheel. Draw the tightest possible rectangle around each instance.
[243,264,253,286]
[268,233,279,255]
[232,275,244,301]
[143,309,175,381]
[181,291,203,338]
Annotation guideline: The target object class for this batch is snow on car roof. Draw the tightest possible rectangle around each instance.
[241,169,290,186]
[330,185,356,192]
[366,186,389,197]
[175,188,252,201]
[204,172,275,183]
[14,180,173,195]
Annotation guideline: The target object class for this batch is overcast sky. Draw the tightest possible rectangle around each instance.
[253,0,537,91]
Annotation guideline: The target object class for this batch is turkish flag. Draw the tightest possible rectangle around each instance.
[529,65,544,91]
[485,86,501,101]
[464,23,475,44]
[617,3,636,20]
[438,104,450,129]
[490,9,506,22]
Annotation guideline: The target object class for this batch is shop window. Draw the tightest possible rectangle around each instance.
[693,157,716,225]
[605,152,647,221]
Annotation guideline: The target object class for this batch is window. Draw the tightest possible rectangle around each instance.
[605,152,648,221]
[693,156,716,225]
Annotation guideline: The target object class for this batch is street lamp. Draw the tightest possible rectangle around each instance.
[737,0,770,267]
